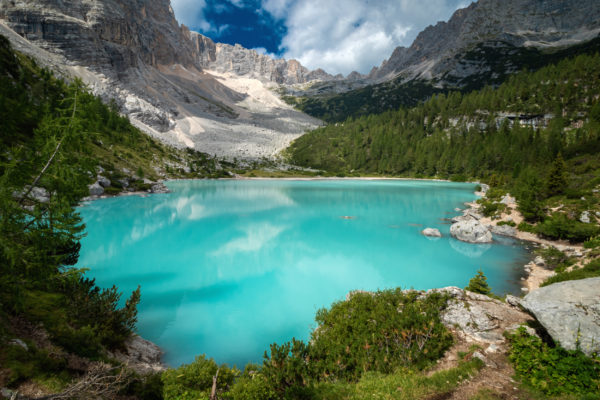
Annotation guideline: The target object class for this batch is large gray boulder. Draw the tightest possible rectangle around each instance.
[88,182,104,196]
[450,219,493,243]
[521,277,600,356]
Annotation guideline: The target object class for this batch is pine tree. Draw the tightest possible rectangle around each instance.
[547,152,568,196]
[466,269,491,295]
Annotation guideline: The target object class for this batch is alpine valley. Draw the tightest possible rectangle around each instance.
[1,0,599,399]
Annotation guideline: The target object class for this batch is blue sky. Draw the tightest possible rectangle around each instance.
[171,0,469,75]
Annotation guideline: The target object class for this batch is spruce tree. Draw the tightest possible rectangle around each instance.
[466,269,491,295]
[547,152,568,196]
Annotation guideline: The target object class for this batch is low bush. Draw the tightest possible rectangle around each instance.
[584,236,600,249]
[497,220,516,227]
[508,327,600,396]
[535,247,574,272]
[535,213,600,243]
[162,355,238,400]
[308,289,453,381]
[541,259,600,287]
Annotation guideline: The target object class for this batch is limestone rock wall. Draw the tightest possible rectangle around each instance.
[369,0,600,83]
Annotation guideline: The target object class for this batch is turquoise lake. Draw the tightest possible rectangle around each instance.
[76,179,530,368]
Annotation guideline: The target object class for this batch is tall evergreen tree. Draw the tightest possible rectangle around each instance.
[547,152,568,196]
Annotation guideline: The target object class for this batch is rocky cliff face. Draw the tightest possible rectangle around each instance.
[186,31,340,85]
[369,0,600,83]
[0,0,322,159]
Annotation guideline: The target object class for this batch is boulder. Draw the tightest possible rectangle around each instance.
[500,194,516,205]
[490,224,517,237]
[534,256,545,266]
[29,186,50,203]
[580,211,590,224]
[422,228,442,238]
[111,335,166,375]
[450,219,493,243]
[521,277,600,356]
[151,182,170,194]
[88,182,104,196]
[440,288,530,344]
[97,175,111,188]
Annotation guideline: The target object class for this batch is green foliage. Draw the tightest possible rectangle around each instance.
[547,153,569,196]
[225,366,276,400]
[123,373,165,400]
[262,339,314,399]
[314,359,483,400]
[584,236,600,249]
[535,247,573,271]
[0,340,70,388]
[541,259,600,287]
[508,327,600,396]
[162,355,238,400]
[465,270,491,295]
[535,213,600,243]
[497,220,516,227]
[309,289,453,381]
[514,168,547,222]
[478,200,505,217]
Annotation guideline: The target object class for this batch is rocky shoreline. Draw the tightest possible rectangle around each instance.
[456,185,591,293]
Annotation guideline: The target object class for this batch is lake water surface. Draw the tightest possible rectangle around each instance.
[77,179,530,367]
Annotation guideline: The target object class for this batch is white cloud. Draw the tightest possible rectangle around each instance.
[171,0,211,31]
[171,0,229,37]
[262,0,467,75]
[211,223,287,256]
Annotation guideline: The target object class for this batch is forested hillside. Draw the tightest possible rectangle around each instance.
[289,53,600,241]
[0,34,230,395]
[287,37,600,123]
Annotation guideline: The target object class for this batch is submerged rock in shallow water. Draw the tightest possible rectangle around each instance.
[422,228,442,238]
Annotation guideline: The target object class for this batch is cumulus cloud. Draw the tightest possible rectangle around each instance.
[262,0,467,75]
[171,0,211,31]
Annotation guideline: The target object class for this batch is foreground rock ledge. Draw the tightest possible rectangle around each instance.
[521,277,600,356]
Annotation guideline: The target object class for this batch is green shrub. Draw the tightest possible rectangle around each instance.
[584,236,600,249]
[517,221,537,233]
[465,270,491,295]
[542,259,600,287]
[262,339,314,399]
[308,289,453,381]
[162,355,238,400]
[508,327,600,396]
[536,213,600,243]
[226,366,277,400]
[534,247,573,272]
[497,220,516,227]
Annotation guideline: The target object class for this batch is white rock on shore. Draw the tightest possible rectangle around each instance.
[450,219,493,243]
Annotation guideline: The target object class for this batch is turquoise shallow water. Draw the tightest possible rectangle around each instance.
[76,179,530,368]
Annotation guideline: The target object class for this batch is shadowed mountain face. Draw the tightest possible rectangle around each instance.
[1,0,599,155]
[368,0,600,84]
[0,0,324,159]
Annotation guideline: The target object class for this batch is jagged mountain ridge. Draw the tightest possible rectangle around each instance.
[368,0,600,84]
[186,29,347,85]
[0,0,330,159]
